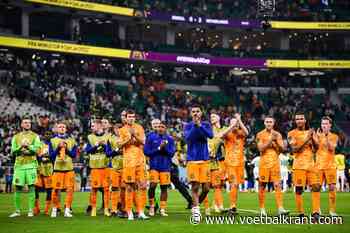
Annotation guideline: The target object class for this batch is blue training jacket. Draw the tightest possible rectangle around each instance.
[144,132,176,172]
[184,121,213,161]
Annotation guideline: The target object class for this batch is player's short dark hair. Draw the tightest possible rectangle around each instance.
[321,116,333,124]
[294,111,305,117]
[190,103,202,110]
[264,115,274,120]
[126,109,135,115]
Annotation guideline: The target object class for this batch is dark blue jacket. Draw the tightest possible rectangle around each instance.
[144,132,175,172]
[184,121,213,161]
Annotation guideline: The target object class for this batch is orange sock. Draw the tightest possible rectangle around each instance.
[104,187,110,209]
[133,191,137,208]
[311,191,320,213]
[258,187,265,209]
[56,192,61,209]
[125,189,133,213]
[34,199,40,215]
[52,190,58,208]
[329,190,336,212]
[295,193,304,214]
[229,186,238,208]
[65,188,73,209]
[111,191,120,212]
[44,200,51,215]
[214,188,223,207]
[275,186,283,209]
[136,189,147,213]
[91,189,97,208]
[203,196,209,209]
[160,201,166,210]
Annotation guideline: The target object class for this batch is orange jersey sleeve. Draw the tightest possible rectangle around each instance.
[256,129,280,169]
[288,129,314,170]
[224,129,245,167]
[316,132,338,169]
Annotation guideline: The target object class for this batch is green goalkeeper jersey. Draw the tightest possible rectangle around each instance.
[11,130,41,170]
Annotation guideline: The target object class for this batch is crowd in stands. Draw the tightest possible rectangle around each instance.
[86,0,350,21]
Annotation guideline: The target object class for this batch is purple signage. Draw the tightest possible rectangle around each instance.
[146,11,261,29]
[138,51,266,68]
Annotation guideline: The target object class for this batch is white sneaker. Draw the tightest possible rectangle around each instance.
[160,209,168,217]
[329,211,338,217]
[205,208,211,216]
[191,206,200,214]
[27,210,34,217]
[127,211,134,221]
[260,208,267,216]
[278,207,290,215]
[9,211,21,218]
[138,212,150,220]
[149,206,155,216]
[64,208,73,218]
[51,208,57,218]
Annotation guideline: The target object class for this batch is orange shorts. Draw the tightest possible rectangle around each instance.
[110,169,122,188]
[187,161,210,184]
[90,168,110,188]
[293,169,320,187]
[259,164,280,183]
[219,161,226,180]
[122,165,146,184]
[52,171,75,189]
[210,169,222,187]
[149,170,171,185]
[226,166,244,184]
[319,169,337,185]
[35,175,53,189]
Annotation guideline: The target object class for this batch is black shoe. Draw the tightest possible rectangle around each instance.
[118,211,127,218]
[311,212,320,224]
[86,205,92,214]
[57,208,61,214]
[228,207,238,216]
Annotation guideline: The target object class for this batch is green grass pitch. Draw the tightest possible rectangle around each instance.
[0,191,349,233]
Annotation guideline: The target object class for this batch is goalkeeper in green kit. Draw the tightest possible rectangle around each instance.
[9,116,41,217]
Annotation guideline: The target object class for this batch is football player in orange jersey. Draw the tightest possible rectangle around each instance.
[256,116,289,216]
[288,112,321,219]
[313,116,339,216]
[219,113,249,216]
[118,109,149,220]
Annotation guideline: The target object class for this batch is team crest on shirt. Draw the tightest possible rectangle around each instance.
[15,178,19,184]
[94,181,98,186]
[127,176,132,181]
[297,179,302,185]
[56,182,61,187]
[261,176,265,180]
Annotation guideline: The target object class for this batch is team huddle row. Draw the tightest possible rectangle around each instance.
[9,106,339,221]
